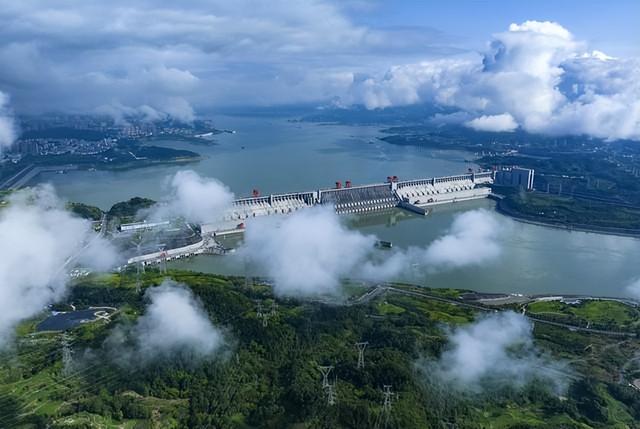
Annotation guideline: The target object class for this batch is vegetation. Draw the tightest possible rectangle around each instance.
[377,122,640,232]
[2,271,640,428]
[1,138,201,185]
[495,187,640,235]
[107,197,156,221]
[527,299,640,332]
[66,202,104,221]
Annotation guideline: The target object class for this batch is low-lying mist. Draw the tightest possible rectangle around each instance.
[239,206,504,298]
[418,311,571,394]
[146,170,235,224]
[0,185,117,348]
[104,280,225,366]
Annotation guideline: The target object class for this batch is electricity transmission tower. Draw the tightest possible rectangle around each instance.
[355,341,368,369]
[318,365,333,389]
[131,233,145,293]
[256,301,270,327]
[270,300,278,317]
[382,385,394,414]
[374,385,395,429]
[61,333,74,376]
[158,245,168,274]
[135,259,142,293]
[318,366,337,406]
[261,313,270,327]
[327,377,337,406]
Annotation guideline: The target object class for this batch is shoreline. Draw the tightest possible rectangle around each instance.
[1,156,203,190]
[495,201,640,239]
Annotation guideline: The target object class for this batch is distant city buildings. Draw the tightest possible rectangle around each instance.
[32,138,117,156]
[495,167,535,190]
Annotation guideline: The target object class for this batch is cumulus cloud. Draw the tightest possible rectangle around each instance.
[0,91,17,149]
[423,311,569,393]
[95,96,196,125]
[465,113,517,132]
[0,185,117,347]
[241,207,377,297]
[150,170,235,224]
[106,280,224,363]
[0,1,456,115]
[421,209,502,268]
[240,207,503,297]
[347,20,640,141]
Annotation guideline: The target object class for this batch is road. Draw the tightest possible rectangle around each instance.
[1,165,79,190]
[353,284,638,338]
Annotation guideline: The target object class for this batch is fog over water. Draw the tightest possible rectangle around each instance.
[38,116,640,298]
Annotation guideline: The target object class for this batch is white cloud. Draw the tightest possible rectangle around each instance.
[508,20,572,39]
[104,280,225,364]
[240,207,503,297]
[0,91,17,149]
[422,209,502,268]
[0,0,456,115]
[425,311,569,392]
[0,185,117,347]
[134,280,224,359]
[347,20,640,141]
[241,207,377,297]
[465,113,518,132]
[149,170,235,224]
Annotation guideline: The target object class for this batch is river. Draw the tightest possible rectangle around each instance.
[38,115,640,298]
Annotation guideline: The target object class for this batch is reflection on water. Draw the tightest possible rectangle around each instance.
[32,115,640,298]
[170,199,640,298]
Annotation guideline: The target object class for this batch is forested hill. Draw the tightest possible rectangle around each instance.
[1,271,640,428]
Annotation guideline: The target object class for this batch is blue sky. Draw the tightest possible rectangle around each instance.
[352,0,640,56]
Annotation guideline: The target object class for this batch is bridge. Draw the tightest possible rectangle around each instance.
[203,170,494,234]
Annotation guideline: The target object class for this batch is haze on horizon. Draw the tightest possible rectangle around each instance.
[0,0,639,143]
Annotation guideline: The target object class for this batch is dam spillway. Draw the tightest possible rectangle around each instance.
[128,170,494,265]
[203,170,495,234]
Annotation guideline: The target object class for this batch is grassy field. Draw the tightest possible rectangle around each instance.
[527,299,640,331]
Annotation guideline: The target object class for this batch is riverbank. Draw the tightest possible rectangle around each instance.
[0,155,202,190]
[495,199,640,239]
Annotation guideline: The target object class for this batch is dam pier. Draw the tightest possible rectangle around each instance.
[205,170,495,233]
[125,170,497,267]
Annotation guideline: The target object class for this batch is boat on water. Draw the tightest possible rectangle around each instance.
[375,240,393,249]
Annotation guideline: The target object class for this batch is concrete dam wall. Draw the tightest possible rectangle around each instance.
[202,171,495,233]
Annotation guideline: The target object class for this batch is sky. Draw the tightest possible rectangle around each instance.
[352,1,640,58]
[0,0,638,140]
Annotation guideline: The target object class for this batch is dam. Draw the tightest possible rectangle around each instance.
[204,170,495,234]
[125,170,495,266]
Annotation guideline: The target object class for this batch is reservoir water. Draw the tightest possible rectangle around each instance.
[38,116,640,298]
